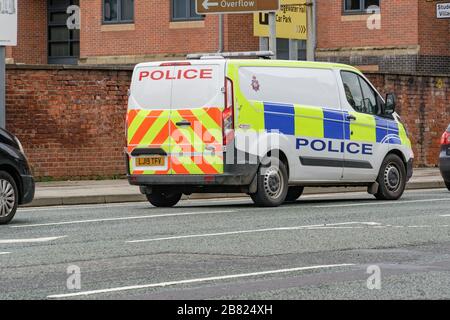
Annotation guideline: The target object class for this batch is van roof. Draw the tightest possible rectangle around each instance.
[134,59,362,74]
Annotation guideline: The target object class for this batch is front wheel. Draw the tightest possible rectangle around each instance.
[285,186,304,203]
[445,181,450,191]
[250,156,289,207]
[0,171,19,225]
[374,154,406,200]
[146,191,182,207]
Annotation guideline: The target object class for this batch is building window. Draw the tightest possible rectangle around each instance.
[343,0,380,14]
[172,0,203,21]
[48,0,80,65]
[103,0,134,24]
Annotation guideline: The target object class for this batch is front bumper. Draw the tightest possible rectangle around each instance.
[406,158,414,182]
[20,174,35,205]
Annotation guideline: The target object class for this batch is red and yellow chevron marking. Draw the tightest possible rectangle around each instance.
[127,107,224,175]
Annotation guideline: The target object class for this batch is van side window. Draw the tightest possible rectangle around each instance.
[341,71,380,116]
[238,67,341,110]
[341,71,364,112]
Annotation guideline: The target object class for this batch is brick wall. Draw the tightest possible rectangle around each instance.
[317,0,420,50]
[366,73,450,167]
[5,65,131,180]
[9,0,47,64]
[5,66,449,180]
[80,0,258,63]
[316,0,450,74]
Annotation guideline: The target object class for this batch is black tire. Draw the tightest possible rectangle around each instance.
[146,191,182,207]
[0,171,19,225]
[250,156,289,207]
[374,154,407,200]
[445,181,450,191]
[285,186,304,203]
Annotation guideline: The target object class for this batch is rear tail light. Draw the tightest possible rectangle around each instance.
[223,77,235,145]
[441,131,450,145]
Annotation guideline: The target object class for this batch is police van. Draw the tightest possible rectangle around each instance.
[126,52,413,207]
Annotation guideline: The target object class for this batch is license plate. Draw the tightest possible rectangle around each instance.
[135,156,165,167]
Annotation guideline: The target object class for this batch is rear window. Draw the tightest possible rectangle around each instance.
[130,64,223,110]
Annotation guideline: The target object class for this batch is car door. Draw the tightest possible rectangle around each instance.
[340,71,387,182]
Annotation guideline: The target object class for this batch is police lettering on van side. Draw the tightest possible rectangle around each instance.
[296,138,374,155]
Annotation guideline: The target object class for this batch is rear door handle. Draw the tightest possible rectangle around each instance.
[346,115,357,121]
[176,120,191,127]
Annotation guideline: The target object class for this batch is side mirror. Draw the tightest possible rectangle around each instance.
[385,93,396,115]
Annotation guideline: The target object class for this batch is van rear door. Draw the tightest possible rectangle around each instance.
[127,61,225,175]
[127,64,173,175]
[169,62,225,175]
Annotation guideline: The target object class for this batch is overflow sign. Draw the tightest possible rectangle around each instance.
[196,0,280,14]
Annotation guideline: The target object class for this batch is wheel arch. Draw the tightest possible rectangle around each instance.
[265,149,290,177]
[0,164,22,204]
[386,148,408,168]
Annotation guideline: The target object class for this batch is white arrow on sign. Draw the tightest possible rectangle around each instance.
[203,0,219,10]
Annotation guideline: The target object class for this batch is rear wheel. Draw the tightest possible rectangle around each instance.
[445,181,450,191]
[285,186,304,203]
[146,191,182,207]
[374,154,406,200]
[0,171,19,225]
[250,156,288,207]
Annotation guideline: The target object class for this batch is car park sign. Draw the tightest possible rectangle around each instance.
[196,0,280,14]
[0,0,17,46]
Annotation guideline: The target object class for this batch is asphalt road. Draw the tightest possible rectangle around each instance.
[0,188,449,300]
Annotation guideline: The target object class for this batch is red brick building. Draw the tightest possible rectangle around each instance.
[5,0,450,74]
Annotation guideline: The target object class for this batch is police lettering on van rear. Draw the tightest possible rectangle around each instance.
[126,55,413,208]
[138,68,214,81]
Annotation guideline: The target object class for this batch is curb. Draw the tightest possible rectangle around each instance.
[23,180,446,208]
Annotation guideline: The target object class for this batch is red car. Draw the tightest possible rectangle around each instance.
[440,124,450,191]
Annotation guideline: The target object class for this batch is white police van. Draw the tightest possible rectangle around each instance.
[126,52,413,207]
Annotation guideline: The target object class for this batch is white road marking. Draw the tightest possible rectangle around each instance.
[47,263,355,298]
[441,214,450,217]
[127,222,381,243]
[314,198,450,208]
[10,210,236,229]
[0,236,66,244]
[19,202,148,212]
[0,252,11,255]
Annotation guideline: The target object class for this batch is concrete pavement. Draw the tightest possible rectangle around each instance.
[1,188,450,299]
[27,168,446,207]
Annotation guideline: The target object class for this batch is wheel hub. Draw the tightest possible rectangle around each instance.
[0,179,15,217]
[384,164,400,191]
[263,167,283,199]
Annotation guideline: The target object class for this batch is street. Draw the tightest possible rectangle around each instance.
[0,188,449,300]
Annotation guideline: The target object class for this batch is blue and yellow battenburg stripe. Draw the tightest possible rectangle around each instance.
[237,101,410,147]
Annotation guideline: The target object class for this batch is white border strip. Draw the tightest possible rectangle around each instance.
[127,222,380,243]
[315,198,450,208]
[11,210,236,229]
[47,263,355,299]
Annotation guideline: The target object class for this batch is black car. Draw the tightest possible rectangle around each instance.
[0,128,35,224]
[440,124,450,191]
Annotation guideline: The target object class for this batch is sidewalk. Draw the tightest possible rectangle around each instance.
[27,168,446,207]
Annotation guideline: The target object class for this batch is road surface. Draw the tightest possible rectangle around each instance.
[0,188,449,300]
